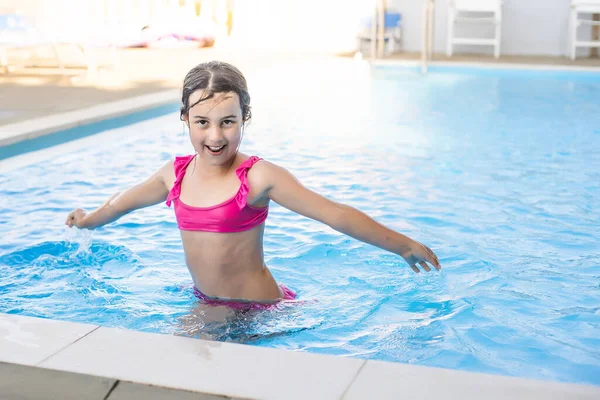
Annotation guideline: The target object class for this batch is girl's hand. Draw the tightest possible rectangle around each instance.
[400,240,441,273]
[65,208,88,229]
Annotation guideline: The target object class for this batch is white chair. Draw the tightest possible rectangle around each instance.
[0,12,119,75]
[446,0,503,59]
[357,11,403,56]
[570,0,600,60]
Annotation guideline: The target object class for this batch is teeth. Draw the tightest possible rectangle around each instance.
[208,145,224,151]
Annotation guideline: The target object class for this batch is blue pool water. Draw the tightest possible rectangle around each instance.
[1,61,599,385]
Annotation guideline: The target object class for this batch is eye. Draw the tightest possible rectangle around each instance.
[222,119,234,126]
[196,119,208,126]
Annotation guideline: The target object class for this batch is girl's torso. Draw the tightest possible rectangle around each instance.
[163,153,283,302]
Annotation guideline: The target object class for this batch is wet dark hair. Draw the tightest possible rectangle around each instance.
[180,60,251,123]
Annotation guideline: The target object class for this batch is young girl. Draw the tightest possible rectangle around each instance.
[66,61,441,309]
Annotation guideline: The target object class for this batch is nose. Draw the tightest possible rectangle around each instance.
[206,125,225,143]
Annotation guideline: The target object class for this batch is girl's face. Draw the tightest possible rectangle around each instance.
[184,90,243,164]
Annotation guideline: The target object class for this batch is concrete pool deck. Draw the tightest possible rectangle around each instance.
[0,46,327,126]
[1,47,599,127]
[1,313,599,400]
[2,48,600,399]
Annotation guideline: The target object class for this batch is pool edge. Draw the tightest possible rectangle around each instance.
[372,58,600,73]
[1,313,598,400]
[0,89,180,159]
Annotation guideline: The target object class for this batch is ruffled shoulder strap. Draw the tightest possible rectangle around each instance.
[166,155,196,207]
[234,156,263,209]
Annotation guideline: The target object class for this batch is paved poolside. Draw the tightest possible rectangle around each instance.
[1,313,599,400]
[381,51,600,67]
[0,362,233,400]
[0,45,320,126]
[1,46,598,127]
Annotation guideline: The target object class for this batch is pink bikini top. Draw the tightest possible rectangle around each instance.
[166,155,268,232]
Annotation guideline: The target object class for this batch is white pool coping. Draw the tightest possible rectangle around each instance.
[0,89,180,147]
[372,58,600,73]
[0,313,598,400]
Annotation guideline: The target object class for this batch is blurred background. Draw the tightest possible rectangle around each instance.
[1,1,597,55]
[0,0,598,125]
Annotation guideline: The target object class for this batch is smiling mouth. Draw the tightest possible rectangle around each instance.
[206,144,226,154]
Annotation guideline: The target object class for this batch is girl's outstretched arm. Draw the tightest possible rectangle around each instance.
[65,161,172,230]
[261,162,441,273]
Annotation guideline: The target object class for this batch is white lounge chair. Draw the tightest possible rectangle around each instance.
[570,0,600,60]
[446,0,503,59]
[0,13,64,73]
[0,11,120,75]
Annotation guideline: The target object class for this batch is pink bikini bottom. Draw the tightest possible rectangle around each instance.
[193,284,297,310]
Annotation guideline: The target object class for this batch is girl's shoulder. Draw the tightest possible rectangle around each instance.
[244,155,288,191]
[157,155,192,185]
[173,154,196,167]
[170,154,196,176]
[241,153,272,174]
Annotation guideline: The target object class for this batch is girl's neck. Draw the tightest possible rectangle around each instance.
[193,153,237,178]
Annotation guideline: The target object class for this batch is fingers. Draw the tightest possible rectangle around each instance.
[411,261,432,273]
[65,211,76,227]
[408,243,442,273]
[425,246,442,270]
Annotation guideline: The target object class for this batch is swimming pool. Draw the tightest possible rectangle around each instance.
[1,60,599,386]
